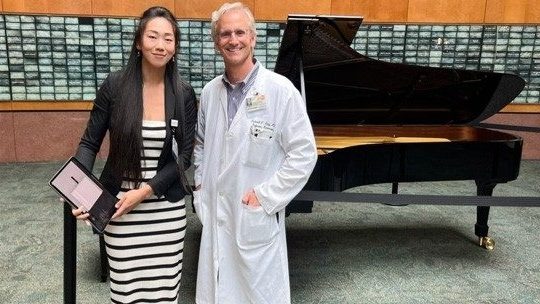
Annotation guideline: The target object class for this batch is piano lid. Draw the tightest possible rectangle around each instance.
[274,15,526,125]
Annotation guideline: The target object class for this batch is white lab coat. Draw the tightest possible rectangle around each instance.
[193,65,317,304]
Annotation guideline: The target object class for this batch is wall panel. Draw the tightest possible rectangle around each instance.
[2,0,92,15]
[485,113,540,160]
[10,101,92,111]
[1,0,540,23]
[0,112,16,163]
[0,102,11,111]
[175,0,255,20]
[330,0,350,16]
[485,0,540,23]
[254,0,332,21]
[92,0,174,17]
[332,0,408,23]
[12,112,89,162]
[408,0,486,23]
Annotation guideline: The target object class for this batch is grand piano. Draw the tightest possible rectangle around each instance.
[275,15,525,250]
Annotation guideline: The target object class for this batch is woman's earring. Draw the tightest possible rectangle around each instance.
[137,50,141,57]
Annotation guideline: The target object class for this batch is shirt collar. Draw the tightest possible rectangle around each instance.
[222,58,259,91]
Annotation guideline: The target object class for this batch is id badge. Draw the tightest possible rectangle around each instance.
[246,93,266,112]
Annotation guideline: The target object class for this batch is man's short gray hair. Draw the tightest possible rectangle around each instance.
[211,2,256,42]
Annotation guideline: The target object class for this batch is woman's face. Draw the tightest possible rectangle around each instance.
[137,17,176,69]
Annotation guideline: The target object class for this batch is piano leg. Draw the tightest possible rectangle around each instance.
[475,181,496,250]
[64,202,76,303]
[99,234,109,282]
[383,182,408,206]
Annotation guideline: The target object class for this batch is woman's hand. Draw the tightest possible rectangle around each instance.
[69,203,91,227]
[112,184,154,219]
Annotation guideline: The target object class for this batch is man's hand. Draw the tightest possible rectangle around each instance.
[241,189,260,207]
[112,184,153,219]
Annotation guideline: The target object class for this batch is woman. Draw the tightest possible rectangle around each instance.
[71,6,196,303]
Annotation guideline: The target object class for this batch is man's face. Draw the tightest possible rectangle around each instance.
[215,9,256,68]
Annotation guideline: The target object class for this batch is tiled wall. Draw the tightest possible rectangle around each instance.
[353,24,540,103]
[0,14,538,103]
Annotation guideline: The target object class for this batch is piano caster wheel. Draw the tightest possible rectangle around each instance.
[479,237,495,250]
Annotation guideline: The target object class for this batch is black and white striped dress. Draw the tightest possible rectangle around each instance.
[104,120,186,304]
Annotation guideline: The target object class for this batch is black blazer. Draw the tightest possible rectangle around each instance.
[75,71,197,202]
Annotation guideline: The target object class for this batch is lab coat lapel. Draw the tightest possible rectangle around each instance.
[219,77,228,121]
[228,70,263,131]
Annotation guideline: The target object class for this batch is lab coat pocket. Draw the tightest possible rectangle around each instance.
[243,135,275,170]
[192,190,205,225]
[239,204,279,249]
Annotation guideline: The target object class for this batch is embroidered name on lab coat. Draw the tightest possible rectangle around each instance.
[250,120,275,139]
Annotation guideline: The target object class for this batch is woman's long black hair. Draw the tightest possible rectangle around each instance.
[108,6,188,187]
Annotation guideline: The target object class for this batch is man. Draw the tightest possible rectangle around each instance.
[192,2,317,303]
